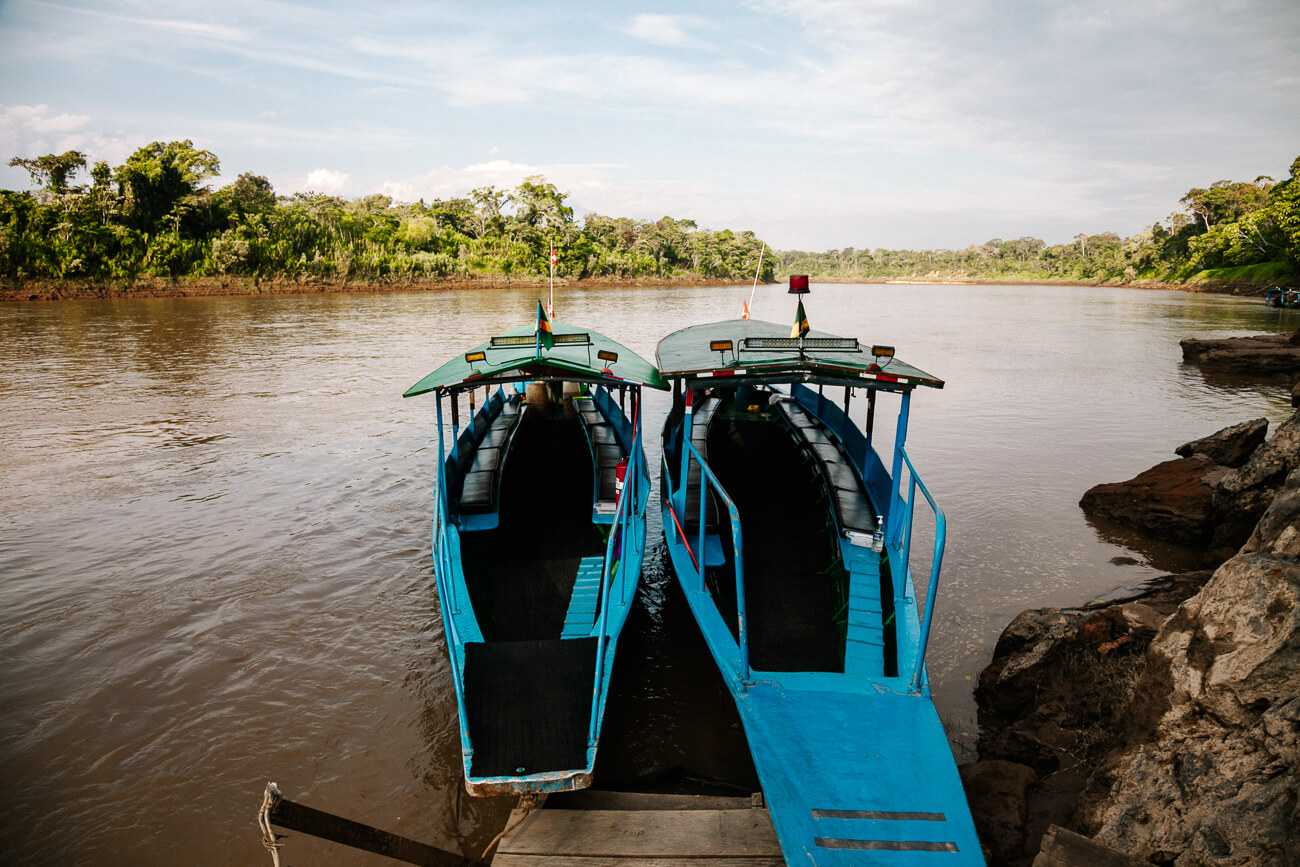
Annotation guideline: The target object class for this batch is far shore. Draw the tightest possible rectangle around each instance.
[0,273,1265,303]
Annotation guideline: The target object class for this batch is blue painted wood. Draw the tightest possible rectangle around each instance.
[736,681,983,863]
[410,317,661,797]
[657,316,982,864]
[561,556,606,638]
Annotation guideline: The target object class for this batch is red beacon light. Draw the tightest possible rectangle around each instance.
[788,274,809,294]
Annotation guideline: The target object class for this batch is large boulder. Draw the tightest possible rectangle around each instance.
[1180,330,1300,375]
[1210,411,1300,560]
[1076,552,1300,865]
[969,593,1198,865]
[1242,467,1300,556]
[1079,455,1229,547]
[1174,417,1268,467]
[1081,411,1300,564]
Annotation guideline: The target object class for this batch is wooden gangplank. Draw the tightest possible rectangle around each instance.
[494,792,784,867]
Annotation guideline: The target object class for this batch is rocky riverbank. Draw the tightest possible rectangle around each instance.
[962,348,1300,865]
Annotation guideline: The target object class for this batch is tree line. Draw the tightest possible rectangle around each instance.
[1,141,775,285]
[4,142,1297,290]
[781,155,1300,287]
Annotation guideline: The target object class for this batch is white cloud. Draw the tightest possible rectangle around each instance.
[0,105,137,187]
[625,14,698,47]
[299,169,352,195]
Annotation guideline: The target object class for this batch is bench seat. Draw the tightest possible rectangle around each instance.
[453,392,524,522]
[572,394,631,514]
[773,397,878,542]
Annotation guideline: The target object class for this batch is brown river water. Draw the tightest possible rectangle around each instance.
[1,282,1296,864]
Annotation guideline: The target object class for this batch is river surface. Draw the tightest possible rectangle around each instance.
[1,283,1296,864]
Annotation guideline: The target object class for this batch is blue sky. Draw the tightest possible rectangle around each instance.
[1,0,1297,250]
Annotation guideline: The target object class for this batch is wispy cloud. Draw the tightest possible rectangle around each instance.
[624,14,702,47]
[1,0,1297,248]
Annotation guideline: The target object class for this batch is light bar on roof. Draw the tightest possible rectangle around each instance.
[743,336,860,351]
[489,332,591,347]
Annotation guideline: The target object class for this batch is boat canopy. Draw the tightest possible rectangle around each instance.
[405,321,669,397]
[655,318,943,391]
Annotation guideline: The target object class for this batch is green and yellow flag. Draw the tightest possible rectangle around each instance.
[536,300,555,350]
[791,299,810,338]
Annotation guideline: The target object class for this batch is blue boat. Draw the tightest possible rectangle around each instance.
[1265,286,1300,308]
[405,304,668,797]
[656,280,983,862]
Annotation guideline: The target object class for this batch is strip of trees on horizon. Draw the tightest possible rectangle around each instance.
[2,142,1297,289]
[0,141,774,286]
[781,156,1300,286]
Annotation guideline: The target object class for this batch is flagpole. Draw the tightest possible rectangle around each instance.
[746,242,766,318]
[549,238,555,318]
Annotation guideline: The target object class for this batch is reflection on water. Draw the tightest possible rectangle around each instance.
[0,285,1294,864]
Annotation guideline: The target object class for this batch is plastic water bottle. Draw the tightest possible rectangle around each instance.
[872,516,884,552]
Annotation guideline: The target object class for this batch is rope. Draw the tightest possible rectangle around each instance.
[258,782,282,867]
[481,793,539,861]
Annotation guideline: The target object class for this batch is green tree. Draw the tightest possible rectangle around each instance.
[7,150,87,194]
[115,140,220,236]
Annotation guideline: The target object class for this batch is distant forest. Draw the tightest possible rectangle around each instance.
[0,140,774,286]
[2,142,1297,290]
[783,155,1300,287]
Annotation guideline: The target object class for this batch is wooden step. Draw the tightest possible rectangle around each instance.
[495,793,783,867]
[560,556,606,638]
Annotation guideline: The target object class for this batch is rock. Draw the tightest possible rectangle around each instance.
[1079,455,1230,547]
[1292,381,1300,408]
[1242,467,1300,556]
[1032,824,1146,867]
[1174,417,1268,467]
[960,760,1038,864]
[1076,552,1300,865]
[1210,410,1300,559]
[974,574,1216,865]
[1180,331,1300,375]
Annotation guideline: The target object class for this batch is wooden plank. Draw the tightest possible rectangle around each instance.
[546,792,758,812]
[500,809,782,858]
[494,857,786,867]
[269,796,479,867]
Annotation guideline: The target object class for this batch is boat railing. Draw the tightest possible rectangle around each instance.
[895,445,947,693]
[666,437,750,683]
[431,436,474,767]
[588,392,644,746]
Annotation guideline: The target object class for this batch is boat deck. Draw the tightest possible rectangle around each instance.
[460,412,605,641]
[457,409,609,780]
[707,411,844,672]
[464,637,598,778]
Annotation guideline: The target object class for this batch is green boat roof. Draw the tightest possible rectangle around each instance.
[404,320,669,397]
[655,318,943,391]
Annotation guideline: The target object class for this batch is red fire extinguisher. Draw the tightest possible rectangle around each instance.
[615,457,628,498]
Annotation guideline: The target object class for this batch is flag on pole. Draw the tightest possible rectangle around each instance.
[741,300,750,320]
[536,300,554,350]
[550,243,558,267]
[791,299,810,338]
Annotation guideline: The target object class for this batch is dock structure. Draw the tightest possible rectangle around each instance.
[494,791,784,867]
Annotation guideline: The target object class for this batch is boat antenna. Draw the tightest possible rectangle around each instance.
[744,241,765,319]
[548,239,557,319]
